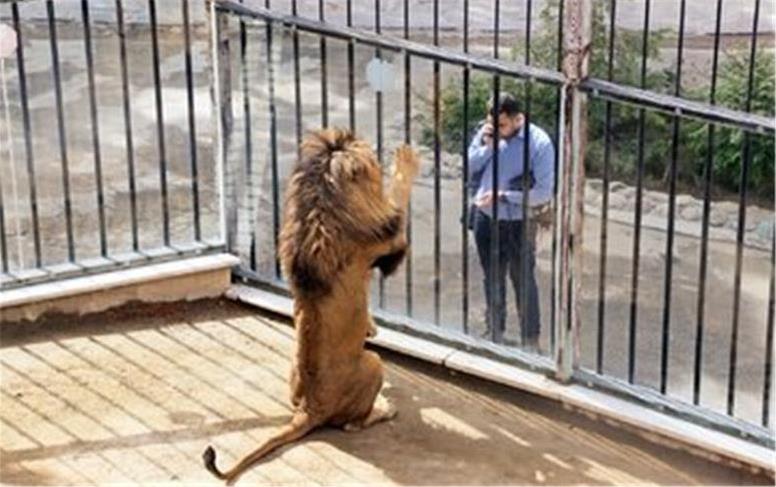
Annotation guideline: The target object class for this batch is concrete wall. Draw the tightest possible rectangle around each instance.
[0,254,239,322]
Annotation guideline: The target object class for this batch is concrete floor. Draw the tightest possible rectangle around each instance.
[0,299,771,486]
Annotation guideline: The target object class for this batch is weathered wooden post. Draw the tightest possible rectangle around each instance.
[555,0,591,382]
[206,0,234,252]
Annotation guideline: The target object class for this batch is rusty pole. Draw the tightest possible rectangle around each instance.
[556,0,591,381]
[206,0,233,252]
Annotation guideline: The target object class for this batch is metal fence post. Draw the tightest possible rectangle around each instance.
[555,0,591,382]
[208,1,234,252]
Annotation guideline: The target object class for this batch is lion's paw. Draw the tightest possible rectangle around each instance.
[394,145,420,180]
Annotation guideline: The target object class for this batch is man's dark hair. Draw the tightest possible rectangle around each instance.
[487,93,522,119]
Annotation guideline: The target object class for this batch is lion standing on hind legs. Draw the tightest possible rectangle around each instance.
[203,128,420,484]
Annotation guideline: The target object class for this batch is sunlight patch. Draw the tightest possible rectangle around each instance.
[420,407,488,440]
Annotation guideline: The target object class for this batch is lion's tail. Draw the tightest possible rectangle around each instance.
[203,412,317,484]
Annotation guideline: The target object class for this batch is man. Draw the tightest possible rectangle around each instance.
[467,93,555,349]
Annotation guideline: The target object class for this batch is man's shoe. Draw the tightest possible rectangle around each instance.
[480,328,506,343]
[502,337,520,347]
[523,336,541,353]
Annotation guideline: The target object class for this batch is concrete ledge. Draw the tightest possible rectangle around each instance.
[445,352,775,473]
[227,283,775,474]
[226,285,458,365]
[1,254,240,323]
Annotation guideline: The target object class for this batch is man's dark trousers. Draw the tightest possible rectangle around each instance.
[473,210,541,344]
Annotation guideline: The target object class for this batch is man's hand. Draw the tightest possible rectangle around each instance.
[475,191,494,208]
[481,123,494,146]
[475,191,511,208]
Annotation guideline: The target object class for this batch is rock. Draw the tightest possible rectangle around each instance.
[620,186,637,200]
[747,207,773,230]
[722,208,759,231]
[444,153,462,169]
[609,181,628,193]
[607,193,628,211]
[755,220,773,240]
[585,191,602,207]
[724,218,744,232]
[645,190,669,204]
[587,179,603,194]
[675,194,696,209]
[650,203,668,219]
[714,200,740,215]
[639,196,656,213]
[709,208,727,227]
[679,204,703,221]
[417,146,434,160]
[711,201,739,229]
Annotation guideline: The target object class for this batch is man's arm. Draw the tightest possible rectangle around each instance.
[467,125,493,178]
[500,138,555,207]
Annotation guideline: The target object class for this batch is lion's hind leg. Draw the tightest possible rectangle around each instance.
[330,350,396,432]
[352,392,397,430]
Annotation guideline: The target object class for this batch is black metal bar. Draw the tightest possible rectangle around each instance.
[216,2,772,135]
[659,0,686,395]
[581,78,773,135]
[292,0,302,153]
[490,75,500,342]
[525,0,531,64]
[728,137,752,415]
[556,0,563,71]
[461,0,470,334]
[404,0,413,317]
[115,0,139,252]
[550,0,564,353]
[266,0,281,279]
[493,0,500,59]
[182,0,201,242]
[347,0,355,132]
[148,0,170,246]
[431,0,440,324]
[238,0,253,268]
[46,0,75,262]
[319,0,328,127]
[694,0,724,405]
[376,0,386,309]
[628,0,651,384]
[764,231,775,427]
[12,2,41,267]
[597,0,616,374]
[728,0,761,416]
[81,0,108,258]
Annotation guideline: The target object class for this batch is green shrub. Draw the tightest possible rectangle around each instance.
[686,51,775,198]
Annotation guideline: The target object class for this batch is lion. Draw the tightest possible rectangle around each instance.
[203,128,420,484]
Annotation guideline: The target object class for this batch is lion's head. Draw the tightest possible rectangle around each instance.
[279,128,402,298]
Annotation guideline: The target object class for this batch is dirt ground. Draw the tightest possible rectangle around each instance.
[0,298,771,486]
